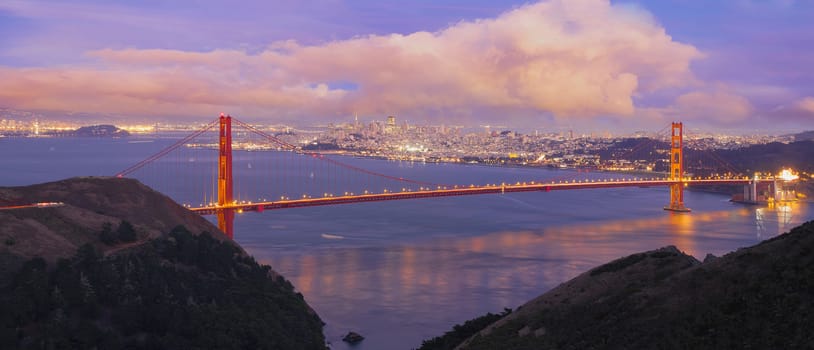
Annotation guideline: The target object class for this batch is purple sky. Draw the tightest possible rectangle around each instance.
[1,0,812,133]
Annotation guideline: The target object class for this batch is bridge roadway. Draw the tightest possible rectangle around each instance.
[189,178,768,215]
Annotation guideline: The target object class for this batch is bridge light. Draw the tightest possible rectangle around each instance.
[779,169,799,181]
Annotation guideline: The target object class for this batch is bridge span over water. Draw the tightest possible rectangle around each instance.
[117,115,778,239]
[189,178,761,215]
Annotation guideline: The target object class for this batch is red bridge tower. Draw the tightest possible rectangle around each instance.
[217,114,235,238]
[665,122,690,212]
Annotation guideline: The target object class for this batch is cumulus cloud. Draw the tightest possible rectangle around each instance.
[0,0,703,123]
[674,87,754,124]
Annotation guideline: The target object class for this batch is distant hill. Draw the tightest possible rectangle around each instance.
[713,140,814,173]
[592,138,814,176]
[45,124,130,137]
[0,177,325,349]
[419,221,814,350]
[792,130,814,141]
[74,124,130,137]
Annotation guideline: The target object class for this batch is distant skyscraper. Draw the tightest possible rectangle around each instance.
[386,115,396,133]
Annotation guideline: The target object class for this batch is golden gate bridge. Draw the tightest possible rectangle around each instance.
[116,114,776,239]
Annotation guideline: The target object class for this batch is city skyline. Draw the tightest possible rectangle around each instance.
[1,0,813,133]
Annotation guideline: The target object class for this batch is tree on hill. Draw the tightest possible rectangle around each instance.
[418,308,512,350]
[99,223,116,245]
[116,221,136,243]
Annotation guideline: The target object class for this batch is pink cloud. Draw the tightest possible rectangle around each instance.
[0,0,703,123]
[674,87,754,124]
[796,97,814,113]
[765,97,814,124]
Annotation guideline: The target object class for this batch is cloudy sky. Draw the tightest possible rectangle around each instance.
[1,0,812,133]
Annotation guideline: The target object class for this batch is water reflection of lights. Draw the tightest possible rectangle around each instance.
[272,207,785,308]
[756,202,795,240]
[269,205,802,304]
[668,212,695,257]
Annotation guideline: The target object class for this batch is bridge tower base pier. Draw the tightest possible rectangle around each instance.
[664,122,691,212]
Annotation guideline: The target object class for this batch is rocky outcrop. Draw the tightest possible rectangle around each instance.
[342,331,365,344]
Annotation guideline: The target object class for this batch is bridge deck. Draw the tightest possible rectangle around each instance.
[190,178,764,215]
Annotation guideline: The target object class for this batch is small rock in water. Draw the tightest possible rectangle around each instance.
[342,331,365,344]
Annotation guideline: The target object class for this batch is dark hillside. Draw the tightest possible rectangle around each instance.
[427,221,814,350]
[0,227,325,349]
[0,177,325,349]
[793,130,814,141]
[714,140,814,174]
